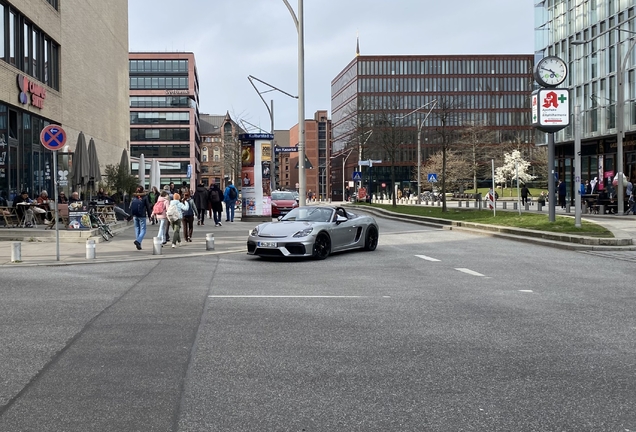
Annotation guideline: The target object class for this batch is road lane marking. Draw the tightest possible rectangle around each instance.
[208,295,377,299]
[455,268,485,277]
[415,254,440,262]
[518,290,534,293]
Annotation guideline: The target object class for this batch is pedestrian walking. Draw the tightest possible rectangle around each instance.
[129,186,148,250]
[520,184,531,205]
[181,191,197,242]
[194,182,209,226]
[166,192,189,248]
[223,181,239,222]
[151,191,169,245]
[209,182,223,226]
[162,185,173,243]
[148,186,160,225]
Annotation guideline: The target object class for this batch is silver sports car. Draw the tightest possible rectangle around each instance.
[247,206,379,259]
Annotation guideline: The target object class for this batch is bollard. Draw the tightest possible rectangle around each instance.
[86,239,96,260]
[538,203,543,211]
[566,204,571,213]
[153,236,162,255]
[11,242,21,262]
[525,202,530,211]
[599,204,605,214]
[206,233,215,251]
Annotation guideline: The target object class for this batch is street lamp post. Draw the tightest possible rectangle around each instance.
[282,0,306,206]
[398,100,438,204]
[572,28,636,214]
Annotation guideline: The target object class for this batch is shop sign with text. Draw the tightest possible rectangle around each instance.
[17,74,46,109]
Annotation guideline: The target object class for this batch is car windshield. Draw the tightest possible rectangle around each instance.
[281,207,333,222]
[272,192,296,200]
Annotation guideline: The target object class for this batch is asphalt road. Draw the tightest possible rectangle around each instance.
[0,214,634,431]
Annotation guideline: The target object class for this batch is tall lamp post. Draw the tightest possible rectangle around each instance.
[572,28,636,214]
[282,0,306,206]
[398,99,438,204]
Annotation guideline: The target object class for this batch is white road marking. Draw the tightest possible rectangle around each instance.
[455,268,485,277]
[518,290,534,293]
[415,254,440,262]
[208,295,374,299]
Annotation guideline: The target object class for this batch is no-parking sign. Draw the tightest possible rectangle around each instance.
[40,125,67,151]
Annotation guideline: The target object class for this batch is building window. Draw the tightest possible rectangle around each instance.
[130,128,190,141]
[47,0,59,9]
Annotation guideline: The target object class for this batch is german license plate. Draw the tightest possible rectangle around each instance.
[258,241,277,248]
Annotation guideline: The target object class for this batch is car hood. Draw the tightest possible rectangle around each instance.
[257,221,315,237]
[272,199,297,206]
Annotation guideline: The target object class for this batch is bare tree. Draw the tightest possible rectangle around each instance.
[456,121,499,192]
[421,150,472,193]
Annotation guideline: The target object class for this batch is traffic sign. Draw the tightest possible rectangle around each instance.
[427,173,438,183]
[352,171,362,181]
[40,125,67,151]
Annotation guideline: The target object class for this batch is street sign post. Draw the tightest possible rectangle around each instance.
[40,125,67,262]
[352,171,362,181]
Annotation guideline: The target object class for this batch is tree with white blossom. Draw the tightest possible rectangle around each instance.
[494,150,536,193]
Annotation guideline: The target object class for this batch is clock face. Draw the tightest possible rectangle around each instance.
[535,56,567,87]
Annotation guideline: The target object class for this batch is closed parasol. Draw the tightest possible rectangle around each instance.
[87,137,102,195]
[70,131,90,194]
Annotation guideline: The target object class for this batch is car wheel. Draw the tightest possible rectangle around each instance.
[312,233,331,260]
[364,226,378,251]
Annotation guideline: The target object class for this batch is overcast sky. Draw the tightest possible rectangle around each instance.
[128,0,534,131]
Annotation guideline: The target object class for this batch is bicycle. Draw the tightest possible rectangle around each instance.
[88,206,114,241]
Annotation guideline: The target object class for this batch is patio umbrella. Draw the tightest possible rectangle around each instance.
[70,131,90,196]
[138,153,146,189]
[119,149,130,175]
[87,138,102,198]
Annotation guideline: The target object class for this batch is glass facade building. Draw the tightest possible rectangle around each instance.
[331,54,535,197]
[535,1,636,196]
[129,53,200,189]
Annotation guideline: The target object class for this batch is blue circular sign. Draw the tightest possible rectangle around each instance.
[40,125,67,151]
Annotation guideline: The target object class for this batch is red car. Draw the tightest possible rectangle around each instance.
[271,191,299,217]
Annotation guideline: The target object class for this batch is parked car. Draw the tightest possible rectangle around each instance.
[271,191,299,217]
[247,206,379,260]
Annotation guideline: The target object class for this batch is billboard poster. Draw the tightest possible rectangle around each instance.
[67,201,91,230]
[241,143,254,167]
[239,134,274,220]
[261,143,272,161]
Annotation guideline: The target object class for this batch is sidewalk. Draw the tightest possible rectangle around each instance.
[0,218,250,266]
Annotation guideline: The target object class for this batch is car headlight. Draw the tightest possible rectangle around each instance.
[250,226,260,237]
[293,227,313,238]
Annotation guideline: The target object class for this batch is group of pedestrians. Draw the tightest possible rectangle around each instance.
[128,180,240,250]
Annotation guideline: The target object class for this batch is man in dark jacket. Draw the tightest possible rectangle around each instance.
[194,183,209,225]
[208,183,224,226]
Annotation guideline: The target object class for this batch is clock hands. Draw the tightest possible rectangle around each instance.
[540,67,562,79]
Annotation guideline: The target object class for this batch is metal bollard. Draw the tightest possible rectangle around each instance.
[537,203,543,211]
[206,233,215,251]
[153,236,162,255]
[566,204,571,213]
[525,203,530,211]
[86,239,96,260]
[11,242,21,262]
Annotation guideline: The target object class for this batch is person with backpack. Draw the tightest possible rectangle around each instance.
[129,186,148,250]
[166,192,189,248]
[194,182,209,226]
[208,182,224,227]
[223,180,239,222]
[181,191,198,243]
[151,191,169,245]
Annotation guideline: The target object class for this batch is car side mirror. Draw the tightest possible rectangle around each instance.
[336,215,347,224]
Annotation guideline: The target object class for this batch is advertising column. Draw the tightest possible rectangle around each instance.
[239,133,273,222]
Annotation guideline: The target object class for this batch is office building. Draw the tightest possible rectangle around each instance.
[535,2,636,195]
[129,52,200,189]
[330,54,535,200]
[0,0,129,201]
